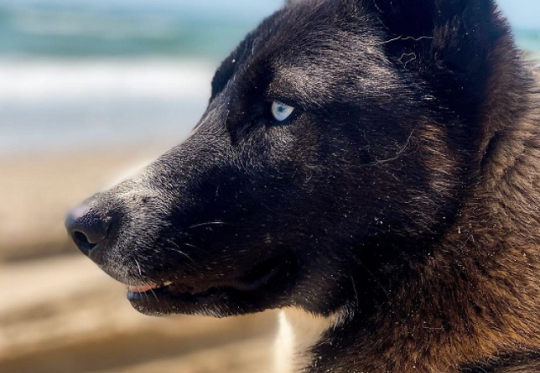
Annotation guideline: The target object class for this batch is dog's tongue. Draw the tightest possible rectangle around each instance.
[127,284,158,293]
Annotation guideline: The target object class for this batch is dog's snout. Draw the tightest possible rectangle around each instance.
[65,204,111,256]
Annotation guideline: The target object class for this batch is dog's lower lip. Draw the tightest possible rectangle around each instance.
[127,284,158,293]
[126,281,173,293]
[126,255,290,306]
[126,280,204,302]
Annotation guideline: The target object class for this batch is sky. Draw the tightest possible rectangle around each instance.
[497,0,540,29]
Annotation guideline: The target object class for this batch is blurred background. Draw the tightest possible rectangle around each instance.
[0,1,538,372]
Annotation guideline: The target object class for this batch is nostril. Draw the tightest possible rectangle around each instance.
[73,231,99,253]
[65,203,112,256]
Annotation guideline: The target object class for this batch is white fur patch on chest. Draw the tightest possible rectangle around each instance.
[274,308,345,373]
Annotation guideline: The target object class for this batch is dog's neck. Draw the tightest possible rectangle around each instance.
[276,69,540,373]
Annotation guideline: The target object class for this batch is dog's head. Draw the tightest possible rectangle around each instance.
[66,0,519,317]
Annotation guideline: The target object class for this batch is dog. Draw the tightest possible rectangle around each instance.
[66,0,540,372]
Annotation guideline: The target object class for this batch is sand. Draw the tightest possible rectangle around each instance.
[0,145,167,261]
[0,145,275,373]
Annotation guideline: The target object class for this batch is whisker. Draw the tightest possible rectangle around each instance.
[166,240,196,262]
[355,258,390,301]
[188,221,230,229]
[148,287,159,301]
[349,273,359,307]
[134,258,144,277]
[162,241,201,274]
[180,242,209,254]
[134,258,159,301]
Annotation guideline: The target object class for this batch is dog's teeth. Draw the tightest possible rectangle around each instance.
[163,281,173,286]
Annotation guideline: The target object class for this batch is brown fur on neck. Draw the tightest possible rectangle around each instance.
[405,72,536,372]
[309,60,540,373]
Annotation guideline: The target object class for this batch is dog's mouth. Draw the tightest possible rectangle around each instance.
[125,255,296,316]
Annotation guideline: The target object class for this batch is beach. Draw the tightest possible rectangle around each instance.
[0,145,175,260]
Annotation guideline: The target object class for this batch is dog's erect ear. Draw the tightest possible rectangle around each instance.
[365,0,511,71]
[371,0,509,68]
[364,0,517,124]
[367,0,502,40]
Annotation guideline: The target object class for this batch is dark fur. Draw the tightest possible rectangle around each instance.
[68,0,540,372]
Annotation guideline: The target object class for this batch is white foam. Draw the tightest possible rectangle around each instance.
[0,58,215,103]
[0,58,216,156]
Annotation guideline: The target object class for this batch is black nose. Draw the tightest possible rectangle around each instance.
[65,204,111,256]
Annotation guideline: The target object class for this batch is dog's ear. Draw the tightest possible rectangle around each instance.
[365,0,512,71]
[367,0,503,40]
[365,0,517,124]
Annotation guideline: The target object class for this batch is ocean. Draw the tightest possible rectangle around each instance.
[0,0,538,157]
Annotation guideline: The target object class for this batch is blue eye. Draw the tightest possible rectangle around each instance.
[271,101,295,122]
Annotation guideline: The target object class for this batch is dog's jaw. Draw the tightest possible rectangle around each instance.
[274,308,347,373]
